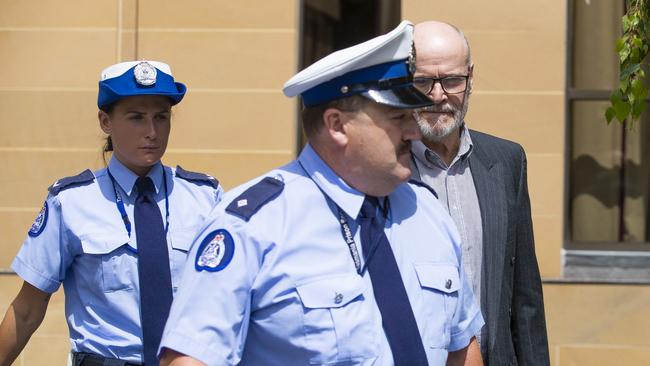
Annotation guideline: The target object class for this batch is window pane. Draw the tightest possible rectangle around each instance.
[299,0,400,148]
[570,101,650,243]
[302,0,400,67]
[572,0,623,90]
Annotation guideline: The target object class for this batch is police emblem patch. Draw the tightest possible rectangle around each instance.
[195,229,235,272]
[133,61,157,86]
[28,201,48,237]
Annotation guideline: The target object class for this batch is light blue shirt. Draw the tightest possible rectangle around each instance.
[160,144,483,366]
[12,157,223,362]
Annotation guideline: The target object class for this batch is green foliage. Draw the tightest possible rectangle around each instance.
[607,0,650,127]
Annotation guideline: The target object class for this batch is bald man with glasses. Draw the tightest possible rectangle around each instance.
[409,21,550,366]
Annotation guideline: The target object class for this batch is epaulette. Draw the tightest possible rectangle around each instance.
[48,169,95,195]
[408,179,438,199]
[175,165,219,189]
[225,177,284,221]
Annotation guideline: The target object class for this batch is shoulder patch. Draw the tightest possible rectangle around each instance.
[28,201,48,237]
[225,176,284,221]
[48,169,95,195]
[175,165,219,189]
[409,179,438,199]
[195,229,235,272]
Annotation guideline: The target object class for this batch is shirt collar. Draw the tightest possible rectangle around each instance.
[411,139,430,167]
[412,124,474,169]
[297,143,365,220]
[458,124,474,160]
[108,156,164,197]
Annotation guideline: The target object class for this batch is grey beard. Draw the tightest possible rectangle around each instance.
[415,92,470,143]
[415,111,463,143]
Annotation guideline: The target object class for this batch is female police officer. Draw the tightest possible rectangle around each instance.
[0,60,223,366]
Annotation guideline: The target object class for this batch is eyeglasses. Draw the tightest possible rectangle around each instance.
[412,75,469,94]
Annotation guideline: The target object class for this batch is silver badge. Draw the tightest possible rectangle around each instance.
[133,61,157,86]
[197,232,226,269]
[408,44,417,74]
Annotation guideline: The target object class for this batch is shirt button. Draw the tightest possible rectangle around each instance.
[510,256,516,266]
[445,279,452,289]
[334,293,343,304]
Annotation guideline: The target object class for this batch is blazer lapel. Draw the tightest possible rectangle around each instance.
[468,137,507,350]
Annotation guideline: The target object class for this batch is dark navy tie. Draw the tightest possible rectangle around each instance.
[359,196,429,366]
[134,177,173,365]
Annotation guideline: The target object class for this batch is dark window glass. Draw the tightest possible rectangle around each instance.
[568,0,650,248]
[297,0,401,149]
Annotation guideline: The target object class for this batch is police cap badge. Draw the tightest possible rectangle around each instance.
[133,61,157,86]
[97,60,186,109]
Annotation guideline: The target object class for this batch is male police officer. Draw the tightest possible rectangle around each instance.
[159,21,484,366]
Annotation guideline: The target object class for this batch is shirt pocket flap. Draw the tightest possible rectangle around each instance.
[414,263,460,294]
[296,274,366,309]
[79,233,130,255]
[169,225,199,252]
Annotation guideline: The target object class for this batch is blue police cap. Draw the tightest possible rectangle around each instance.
[97,60,186,109]
[283,20,431,109]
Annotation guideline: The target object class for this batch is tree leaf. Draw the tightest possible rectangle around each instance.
[614,100,631,123]
[610,89,623,104]
[620,46,631,62]
[623,14,631,31]
[631,48,640,63]
[616,37,626,52]
[605,1,649,127]
[632,77,644,96]
[621,79,630,92]
[620,63,640,79]
[632,99,646,119]
[605,107,616,123]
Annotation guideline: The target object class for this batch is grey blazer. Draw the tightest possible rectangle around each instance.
[412,129,550,365]
[468,130,549,366]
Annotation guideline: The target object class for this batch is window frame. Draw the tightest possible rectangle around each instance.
[563,0,650,282]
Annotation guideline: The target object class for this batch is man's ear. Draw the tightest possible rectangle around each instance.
[98,110,112,134]
[322,108,350,147]
[467,64,474,93]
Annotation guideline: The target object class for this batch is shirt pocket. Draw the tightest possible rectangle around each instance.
[79,233,136,293]
[167,225,199,291]
[296,273,378,365]
[414,262,460,349]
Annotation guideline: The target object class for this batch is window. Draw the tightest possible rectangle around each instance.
[297,0,401,149]
[566,0,650,281]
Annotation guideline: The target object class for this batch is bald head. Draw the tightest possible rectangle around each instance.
[414,21,471,68]
[411,21,473,148]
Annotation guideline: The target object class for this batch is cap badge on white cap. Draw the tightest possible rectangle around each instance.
[408,45,416,74]
[133,61,157,86]
[282,20,432,109]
